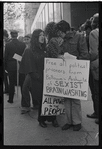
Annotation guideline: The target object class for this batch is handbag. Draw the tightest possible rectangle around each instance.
[90,58,99,80]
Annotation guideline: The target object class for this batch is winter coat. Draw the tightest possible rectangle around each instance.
[4,39,26,72]
[19,29,46,101]
[89,28,99,80]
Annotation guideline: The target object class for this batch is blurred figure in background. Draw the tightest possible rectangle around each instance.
[88,13,99,124]
[23,34,32,49]
[84,19,97,120]
[5,30,26,103]
[19,34,32,94]
[70,27,75,32]
[3,29,9,94]
[78,23,85,34]
[18,36,24,42]
[84,19,92,50]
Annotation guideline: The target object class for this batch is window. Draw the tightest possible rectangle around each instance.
[38,17,40,28]
[54,3,61,22]
[42,9,45,29]
[39,15,41,29]
[60,3,63,20]
[45,4,49,25]
[36,18,39,28]
[48,3,54,22]
[40,13,43,29]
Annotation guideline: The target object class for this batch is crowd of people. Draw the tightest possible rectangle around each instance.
[3,12,99,131]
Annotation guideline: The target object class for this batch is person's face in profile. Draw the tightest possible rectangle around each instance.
[39,32,45,43]
[57,30,66,39]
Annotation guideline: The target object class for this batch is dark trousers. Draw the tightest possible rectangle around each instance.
[4,71,9,92]
[8,71,17,102]
[21,74,39,107]
[8,71,25,102]
[89,70,97,115]
[19,73,25,94]
[93,79,99,117]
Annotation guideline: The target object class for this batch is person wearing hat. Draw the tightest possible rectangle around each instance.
[4,30,26,103]
[55,20,90,131]
[87,13,99,124]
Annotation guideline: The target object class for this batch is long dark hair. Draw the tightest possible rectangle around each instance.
[44,22,58,42]
[30,29,46,52]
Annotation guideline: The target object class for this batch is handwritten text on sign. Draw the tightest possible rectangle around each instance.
[43,58,90,100]
[41,95,65,116]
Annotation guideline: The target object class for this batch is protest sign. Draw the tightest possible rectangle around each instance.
[43,58,90,100]
[41,95,65,116]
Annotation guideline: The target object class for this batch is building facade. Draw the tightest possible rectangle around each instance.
[24,3,40,35]
[31,2,99,33]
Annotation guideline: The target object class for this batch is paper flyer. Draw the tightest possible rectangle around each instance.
[13,53,22,61]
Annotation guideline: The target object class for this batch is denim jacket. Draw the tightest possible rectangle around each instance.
[61,31,90,60]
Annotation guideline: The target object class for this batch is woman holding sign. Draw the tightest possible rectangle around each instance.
[44,22,64,127]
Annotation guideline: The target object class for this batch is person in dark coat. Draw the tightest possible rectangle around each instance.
[19,30,45,112]
[19,29,46,114]
[84,19,98,120]
[4,30,26,103]
[19,29,60,128]
[89,13,99,124]
[3,29,9,94]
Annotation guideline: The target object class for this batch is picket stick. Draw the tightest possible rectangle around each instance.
[17,60,19,99]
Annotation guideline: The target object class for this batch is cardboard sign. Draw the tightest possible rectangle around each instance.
[41,95,65,116]
[13,53,22,61]
[43,58,90,100]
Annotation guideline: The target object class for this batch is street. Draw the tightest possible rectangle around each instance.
[4,87,99,146]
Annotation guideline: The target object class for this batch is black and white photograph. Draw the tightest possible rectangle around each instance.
[3,1,99,146]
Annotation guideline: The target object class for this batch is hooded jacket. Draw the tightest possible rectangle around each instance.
[19,29,46,82]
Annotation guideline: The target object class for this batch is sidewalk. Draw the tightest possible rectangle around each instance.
[4,87,99,146]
